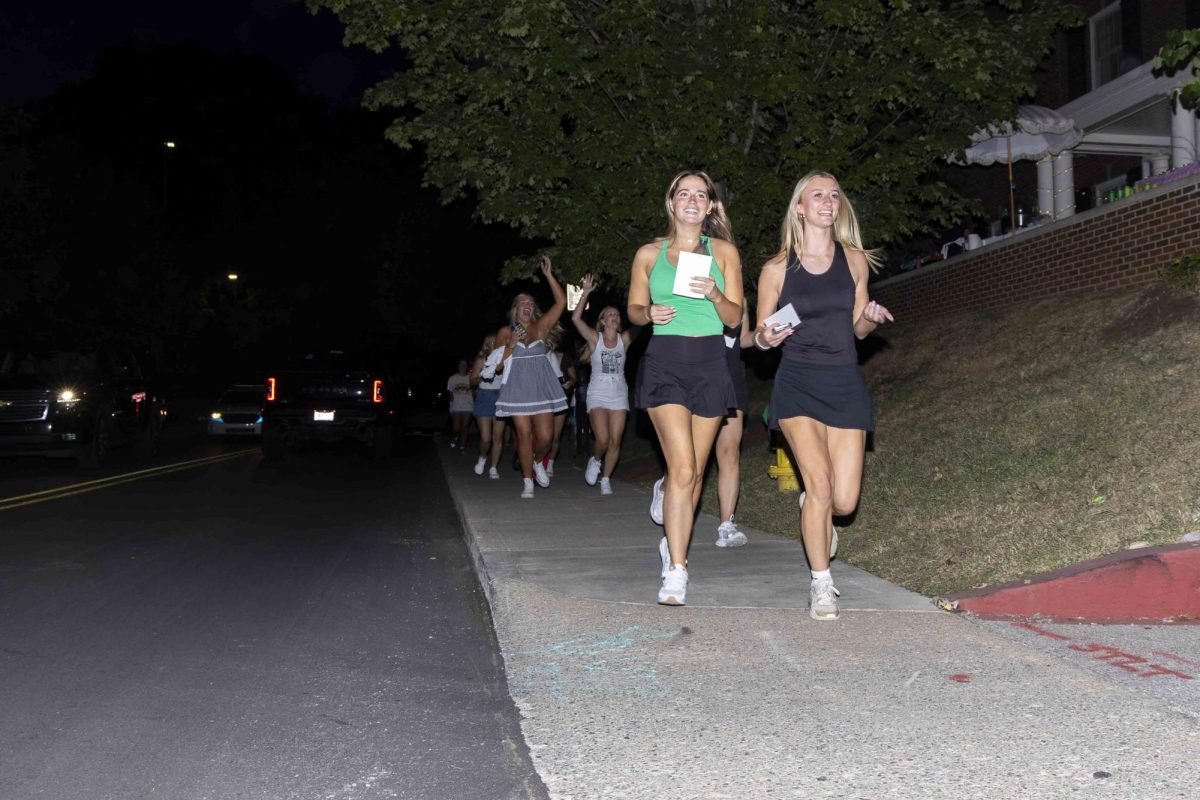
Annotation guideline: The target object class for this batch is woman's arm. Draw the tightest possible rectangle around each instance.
[530,256,567,339]
[753,256,793,350]
[737,302,755,349]
[627,243,674,326]
[692,239,742,328]
[571,273,599,349]
[469,356,485,387]
[848,249,894,339]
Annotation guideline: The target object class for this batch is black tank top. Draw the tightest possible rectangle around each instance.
[778,242,857,366]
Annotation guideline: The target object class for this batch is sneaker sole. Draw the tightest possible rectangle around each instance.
[809,605,840,621]
[650,479,664,525]
[657,594,685,606]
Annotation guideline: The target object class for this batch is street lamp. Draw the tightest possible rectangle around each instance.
[227,273,239,282]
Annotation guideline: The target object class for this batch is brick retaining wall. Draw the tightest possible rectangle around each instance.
[870,175,1200,323]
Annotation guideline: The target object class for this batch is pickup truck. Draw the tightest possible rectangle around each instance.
[261,350,398,460]
[0,348,167,467]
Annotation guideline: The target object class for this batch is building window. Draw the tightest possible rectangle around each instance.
[1090,1,1123,89]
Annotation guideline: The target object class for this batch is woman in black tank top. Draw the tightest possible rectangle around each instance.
[753,171,894,622]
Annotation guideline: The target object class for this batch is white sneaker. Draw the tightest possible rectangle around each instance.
[488,466,500,480]
[715,518,748,548]
[657,565,688,606]
[532,461,551,488]
[520,478,535,499]
[659,537,670,578]
[809,576,841,621]
[584,456,601,486]
[799,492,837,560]
[474,456,486,475]
[599,477,612,495]
[649,477,665,525]
[546,458,555,478]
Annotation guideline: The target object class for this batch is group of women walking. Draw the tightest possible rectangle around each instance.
[464,168,894,622]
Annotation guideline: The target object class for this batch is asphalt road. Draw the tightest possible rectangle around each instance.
[0,428,548,800]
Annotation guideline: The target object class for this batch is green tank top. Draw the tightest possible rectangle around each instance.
[648,236,725,336]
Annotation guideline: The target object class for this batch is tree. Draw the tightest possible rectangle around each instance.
[313,0,1078,282]
[1154,28,1200,110]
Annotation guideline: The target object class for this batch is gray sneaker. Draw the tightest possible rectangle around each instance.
[650,477,665,525]
[809,576,841,621]
[584,456,601,486]
[715,518,748,548]
[659,536,670,578]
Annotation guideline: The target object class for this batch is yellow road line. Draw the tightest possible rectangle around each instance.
[0,448,259,512]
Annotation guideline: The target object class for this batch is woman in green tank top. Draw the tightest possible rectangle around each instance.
[627,170,744,606]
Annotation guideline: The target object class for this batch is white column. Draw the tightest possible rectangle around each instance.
[1141,159,1151,179]
[1171,97,1197,168]
[1151,153,1171,175]
[1036,156,1054,219]
[1053,151,1076,219]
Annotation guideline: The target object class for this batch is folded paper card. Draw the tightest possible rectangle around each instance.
[672,251,713,298]
[764,302,800,330]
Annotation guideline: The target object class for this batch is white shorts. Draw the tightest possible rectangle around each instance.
[587,374,629,411]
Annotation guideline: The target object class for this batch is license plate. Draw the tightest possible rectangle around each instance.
[313,410,335,421]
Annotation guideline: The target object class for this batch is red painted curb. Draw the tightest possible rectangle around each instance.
[947,542,1200,624]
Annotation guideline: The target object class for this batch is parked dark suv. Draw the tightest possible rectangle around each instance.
[0,348,167,467]
[261,349,398,460]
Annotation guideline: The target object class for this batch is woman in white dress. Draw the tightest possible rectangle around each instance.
[571,273,634,496]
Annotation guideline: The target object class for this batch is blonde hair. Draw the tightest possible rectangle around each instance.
[664,170,733,244]
[778,171,881,271]
[595,305,624,336]
[508,292,541,327]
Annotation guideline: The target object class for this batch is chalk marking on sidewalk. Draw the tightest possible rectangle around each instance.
[0,449,258,511]
[1152,650,1200,671]
[904,671,921,688]
[1009,621,1193,680]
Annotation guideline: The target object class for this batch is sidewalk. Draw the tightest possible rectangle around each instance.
[437,447,1199,800]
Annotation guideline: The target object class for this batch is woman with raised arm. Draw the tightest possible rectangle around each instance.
[494,257,569,499]
[572,273,635,496]
[754,171,894,621]
[627,170,743,606]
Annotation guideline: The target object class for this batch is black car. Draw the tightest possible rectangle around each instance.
[261,350,398,460]
[0,348,167,467]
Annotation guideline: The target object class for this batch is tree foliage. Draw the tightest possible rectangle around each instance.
[1154,28,1200,110]
[314,0,1077,282]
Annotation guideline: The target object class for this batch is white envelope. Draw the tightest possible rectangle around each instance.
[672,251,713,298]
[764,302,801,330]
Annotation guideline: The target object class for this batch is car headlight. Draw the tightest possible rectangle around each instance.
[211,412,223,421]
[56,389,81,404]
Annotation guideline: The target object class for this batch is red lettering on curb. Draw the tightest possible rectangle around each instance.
[1011,621,1071,641]
[1010,624,1194,681]
[1152,651,1200,671]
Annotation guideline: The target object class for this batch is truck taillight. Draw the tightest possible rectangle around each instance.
[373,380,384,404]
[266,377,277,402]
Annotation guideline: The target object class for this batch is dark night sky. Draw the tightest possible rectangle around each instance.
[0,0,391,106]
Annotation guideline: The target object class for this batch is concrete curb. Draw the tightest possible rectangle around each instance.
[948,542,1200,624]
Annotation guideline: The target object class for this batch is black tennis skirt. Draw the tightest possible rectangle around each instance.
[635,335,738,418]
[770,358,875,432]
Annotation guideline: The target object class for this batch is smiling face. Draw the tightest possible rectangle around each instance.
[796,176,841,230]
[597,306,621,334]
[668,174,712,228]
[512,293,537,325]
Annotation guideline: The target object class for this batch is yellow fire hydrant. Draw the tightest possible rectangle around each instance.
[767,447,800,493]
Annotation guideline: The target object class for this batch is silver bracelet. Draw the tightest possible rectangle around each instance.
[753,330,771,351]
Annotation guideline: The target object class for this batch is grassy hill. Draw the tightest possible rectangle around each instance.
[623,281,1200,596]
